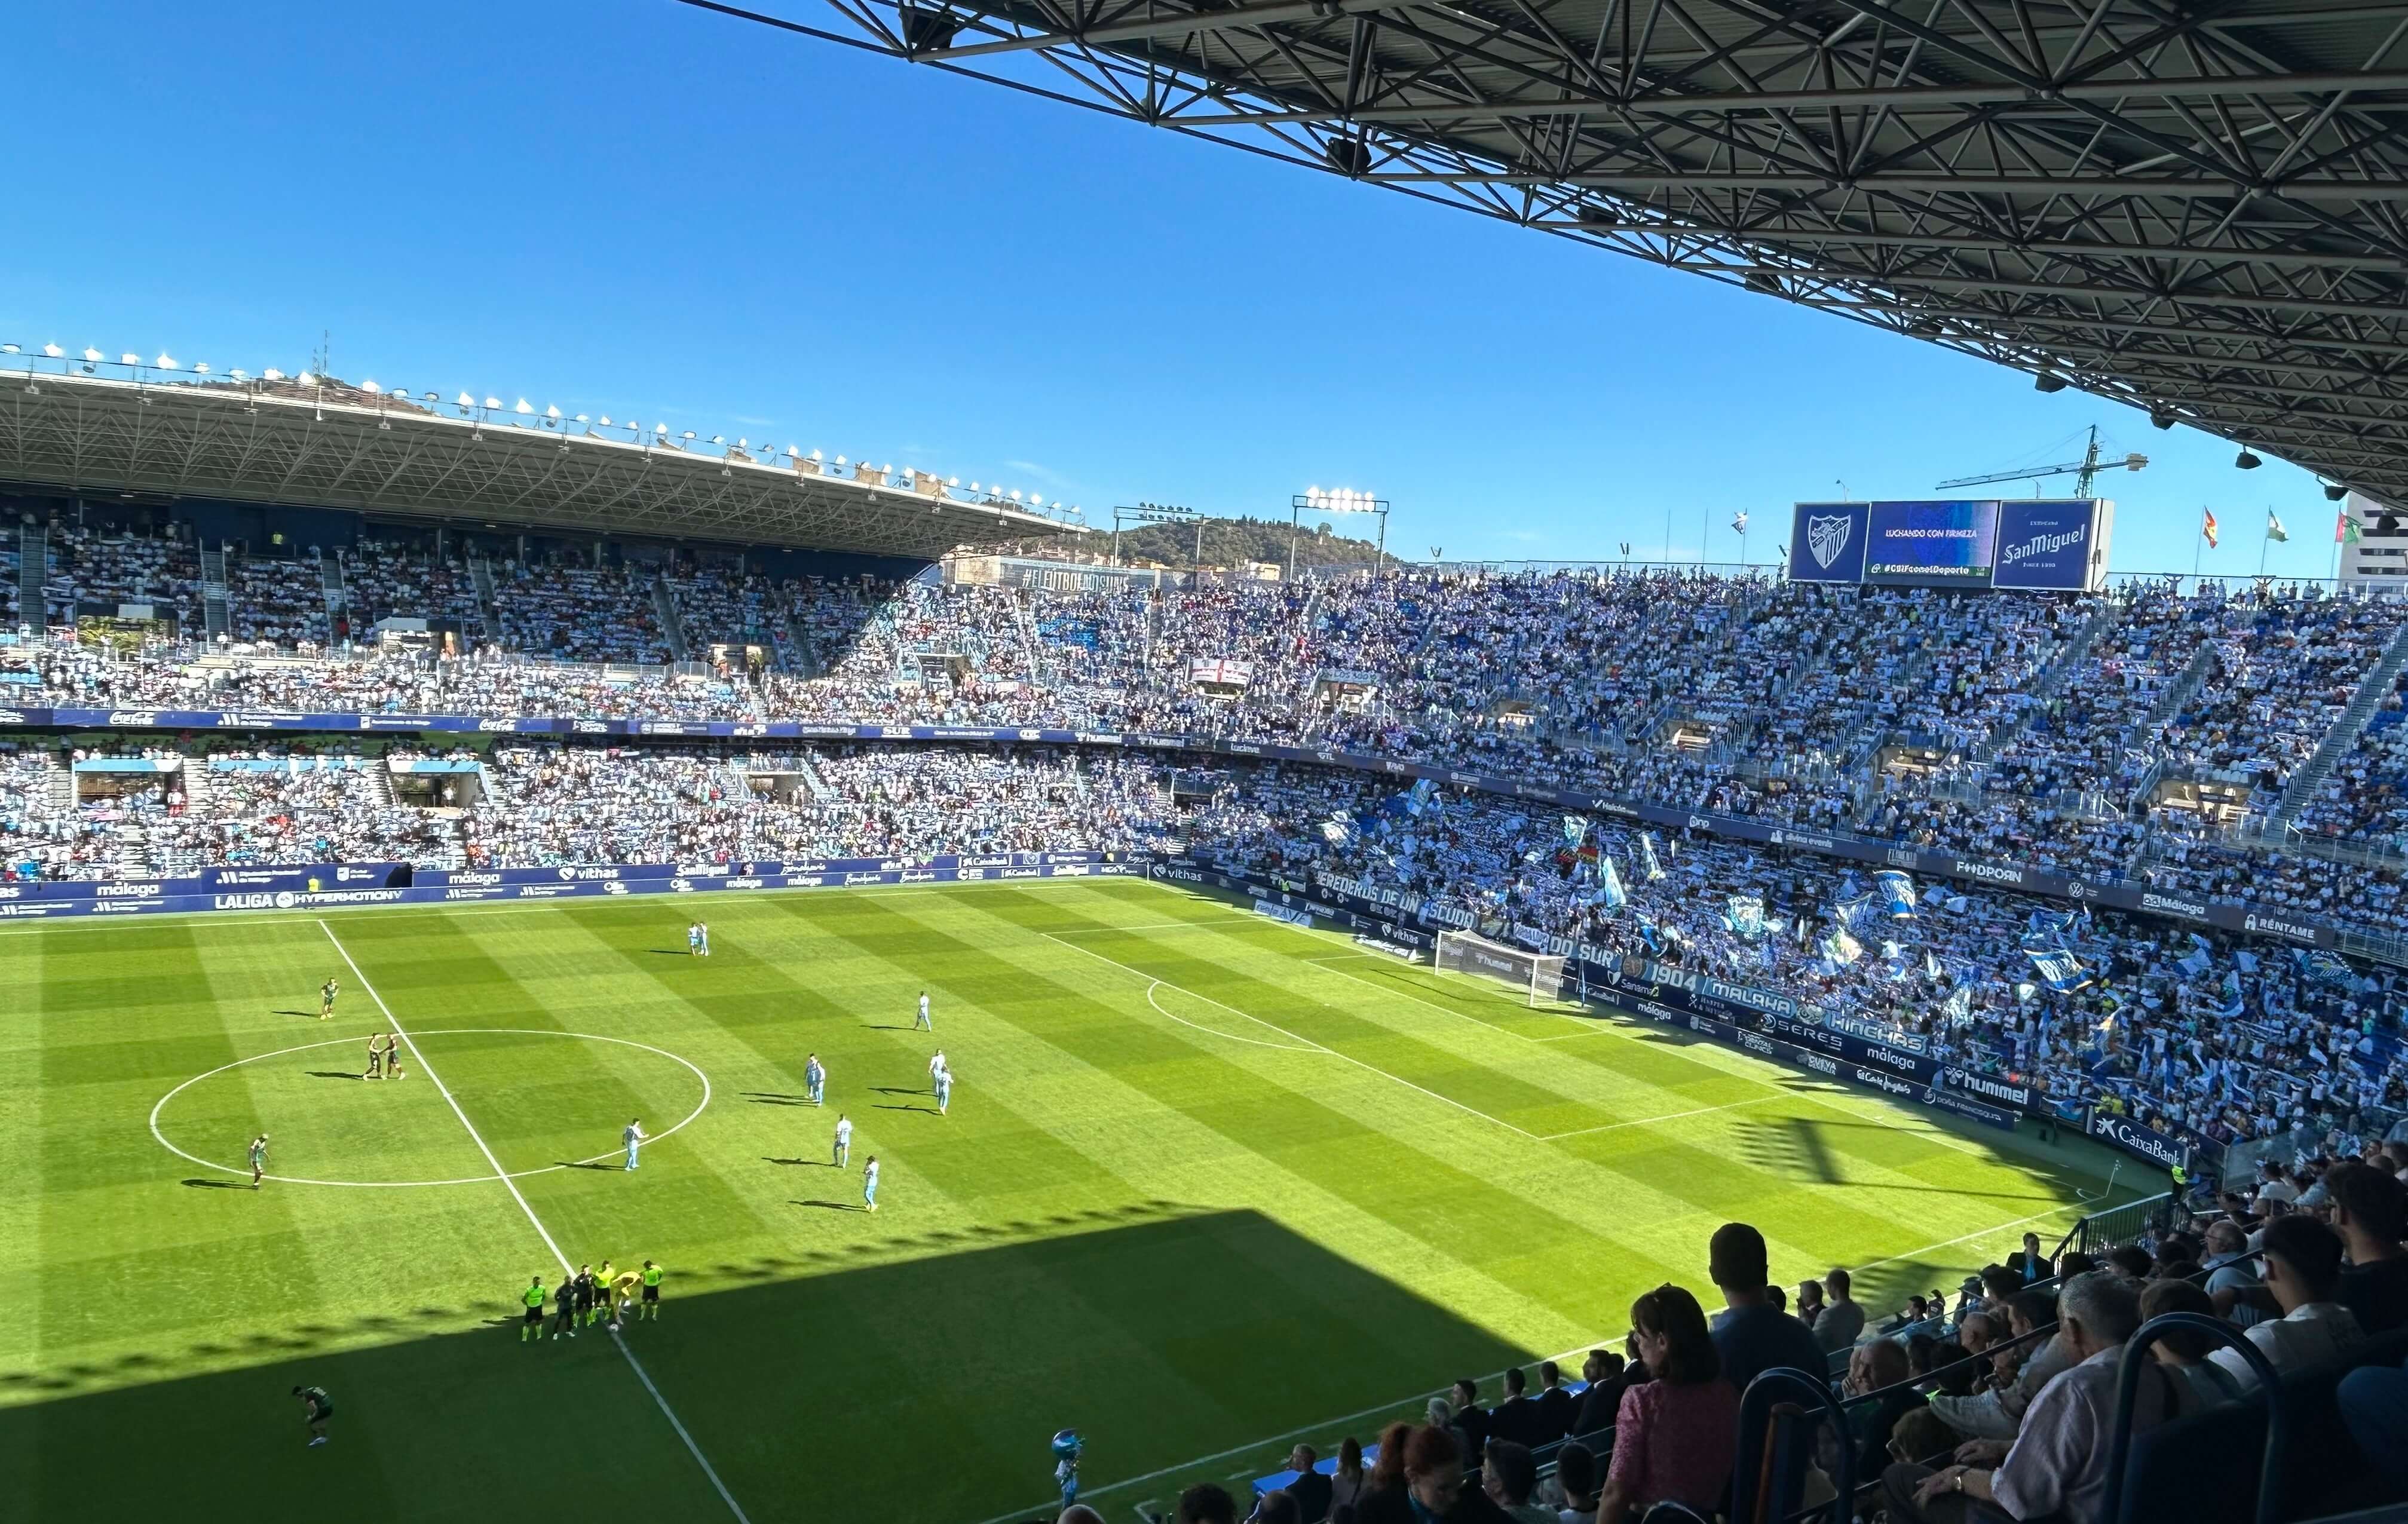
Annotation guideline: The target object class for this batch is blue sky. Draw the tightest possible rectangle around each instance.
[3,0,2354,576]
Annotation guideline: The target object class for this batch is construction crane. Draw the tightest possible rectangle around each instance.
[1937,425,2147,498]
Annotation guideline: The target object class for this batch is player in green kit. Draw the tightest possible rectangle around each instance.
[318,978,339,1020]
[293,1384,333,1446]
[520,1277,546,1342]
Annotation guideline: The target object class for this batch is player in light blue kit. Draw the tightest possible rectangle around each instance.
[1051,1429,1083,1510]
[914,990,932,1031]
[861,1154,879,1213]
[928,1048,946,1093]
[935,1066,952,1117]
[832,1112,851,1167]
[686,921,702,956]
[804,1053,825,1105]
[697,921,710,957]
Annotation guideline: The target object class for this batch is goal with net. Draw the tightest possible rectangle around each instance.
[1434,930,1570,1007]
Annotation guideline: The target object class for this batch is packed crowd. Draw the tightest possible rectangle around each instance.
[1138,1150,2408,1524]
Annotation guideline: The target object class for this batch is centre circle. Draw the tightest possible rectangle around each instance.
[149,1028,712,1188]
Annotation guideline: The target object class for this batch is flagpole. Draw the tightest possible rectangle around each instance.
[2193,507,2204,582]
[2259,509,2270,578]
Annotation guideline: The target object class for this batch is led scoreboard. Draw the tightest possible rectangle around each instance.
[1786,498,2111,592]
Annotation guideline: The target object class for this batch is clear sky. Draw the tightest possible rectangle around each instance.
[3,0,2357,577]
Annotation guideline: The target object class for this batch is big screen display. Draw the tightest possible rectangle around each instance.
[1863,499,2000,587]
[1992,499,2109,591]
[1785,502,1870,583]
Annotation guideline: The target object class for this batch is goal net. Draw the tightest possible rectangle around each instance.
[1435,930,1568,1007]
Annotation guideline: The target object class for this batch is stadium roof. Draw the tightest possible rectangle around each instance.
[734,0,2408,504]
[0,363,1080,559]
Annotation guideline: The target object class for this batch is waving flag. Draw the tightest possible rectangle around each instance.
[2266,511,2289,544]
[1942,985,1973,1026]
[2024,936,2091,992]
[1874,870,1917,919]
[2339,511,2362,545]
[1730,511,1750,535]
[1563,815,1588,849]
[1598,855,1627,910]
[1820,927,1864,967]
[2202,508,2219,550]
[1637,832,1665,882]
[1724,894,1767,940]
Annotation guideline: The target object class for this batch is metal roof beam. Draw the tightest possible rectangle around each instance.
[1368,171,2408,198]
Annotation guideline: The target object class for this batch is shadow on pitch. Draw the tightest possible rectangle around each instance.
[742,1092,817,1106]
[0,1204,1521,1521]
[762,1157,838,1168]
[271,1009,320,1020]
[863,1024,917,1032]
[874,1103,935,1114]
[793,1198,866,1212]
[868,1085,926,1096]
[180,1178,247,1189]
[305,1071,364,1082]
[554,1161,620,1172]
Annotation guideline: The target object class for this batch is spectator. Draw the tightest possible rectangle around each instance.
[1595,1284,1741,1522]
[2329,1161,2408,1335]
[2210,1215,2366,1390]
[1796,1278,1826,1331]
[1490,1367,1541,1448]
[1328,1437,1368,1522]
[1707,1222,1830,1390]
[1279,1445,1331,1524]
[1571,1351,1634,1439]
[1353,1423,1509,1523]
[1479,1440,1553,1524]
[1533,1361,1574,1443]
[1845,1339,1920,1480]
[1180,1483,1240,1524]
[1929,1290,2068,1442]
[2136,1278,2245,1410]
[1251,1493,1301,1524]
[1551,1442,1600,1524]
[1815,1267,1866,1354]
[2008,1232,2054,1284]
[2104,1245,2153,1281]
[1449,1379,1491,1465]
[1886,1272,2177,1524]
[1061,1508,1106,1524]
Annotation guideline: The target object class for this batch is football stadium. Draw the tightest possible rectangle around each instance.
[11,5,2408,1524]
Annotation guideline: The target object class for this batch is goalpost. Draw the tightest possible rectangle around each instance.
[1434,930,1569,1008]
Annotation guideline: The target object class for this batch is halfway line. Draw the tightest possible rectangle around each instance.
[316,920,753,1524]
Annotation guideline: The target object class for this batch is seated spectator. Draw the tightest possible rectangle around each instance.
[2330,1161,2408,1335]
[1327,1437,1368,1521]
[1447,1378,1490,1465]
[2210,1215,2366,1390]
[1250,1492,1301,1524]
[1532,1362,1574,1444]
[1885,1272,2177,1524]
[1707,1222,1830,1390]
[2136,1278,2245,1410]
[1595,1284,1741,1522]
[1815,1267,1866,1354]
[1929,1290,2067,1441]
[2007,1232,2054,1285]
[1796,1278,1825,1331]
[1844,1339,1919,1482]
[1277,1445,1331,1524]
[1550,1442,1600,1524]
[1353,1422,1509,1523]
[1479,1440,1553,1524]
[1489,1367,1542,1448]
[2104,1245,2153,1281]
[1572,1350,1635,1439]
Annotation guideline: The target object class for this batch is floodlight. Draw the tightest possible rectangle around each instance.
[422,392,438,403]
[458,392,474,408]
[808,449,822,461]
[1010,490,1022,501]
[193,362,210,375]
[265,369,286,381]
[298,373,316,387]
[361,379,381,393]
[157,354,177,369]
[0,344,14,355]
[574,413,588,424]
[2235,448,2262,470]
[882,462,893,474]
[710,434,724,445]
[514,399,532,415]
[2033,373,2068,393]
[120,352,140,366]
[737,437,747,449]
[83,348,103,362]
[970,481,981,491]
[43,344,62,357]
[484,396,502,410]
[599,415,613,427]
[2324,483,2348,502]
[948,476,959,486]
[682,430,696,440]
[786,444,800,458]
[835,455,848,465]
[655,422,668,434]
[231,370,249,380]
[546,404,561,419]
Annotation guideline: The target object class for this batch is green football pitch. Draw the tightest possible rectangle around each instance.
[0,876,2130,1522]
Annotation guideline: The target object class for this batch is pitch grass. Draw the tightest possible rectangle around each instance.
[0,878,2128,1522]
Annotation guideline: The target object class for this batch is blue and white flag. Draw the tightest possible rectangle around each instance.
[1636,912,1664,955]
[2177,947,2212,978]
[2024,937,2091,992]
[1942,985,1973,1026]
[1724,894,1767,940]
[2297,949,2354,988]
[1820,927,1864,967]
[1837,893,1877,933]
[1637,832,1665,882]
[1598,855,1627,910]
[1874,870,1917,919]
[1563,814,1588,850]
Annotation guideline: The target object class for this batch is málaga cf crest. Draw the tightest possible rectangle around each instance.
[1807,514,1853,570]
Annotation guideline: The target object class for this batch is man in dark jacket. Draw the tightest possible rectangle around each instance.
[1570,1347,1641,1437]
[1276,1444,1332,1523]
[1532,1360,1575,1444]
[1707,1222,1829,1390]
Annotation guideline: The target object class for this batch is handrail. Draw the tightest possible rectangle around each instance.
[1733,1367,1854,1524]
[2102,1312,2287,1524]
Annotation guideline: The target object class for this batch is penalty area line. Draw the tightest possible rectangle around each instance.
[315,919,753,1524]
[1037,930,1540,1140]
